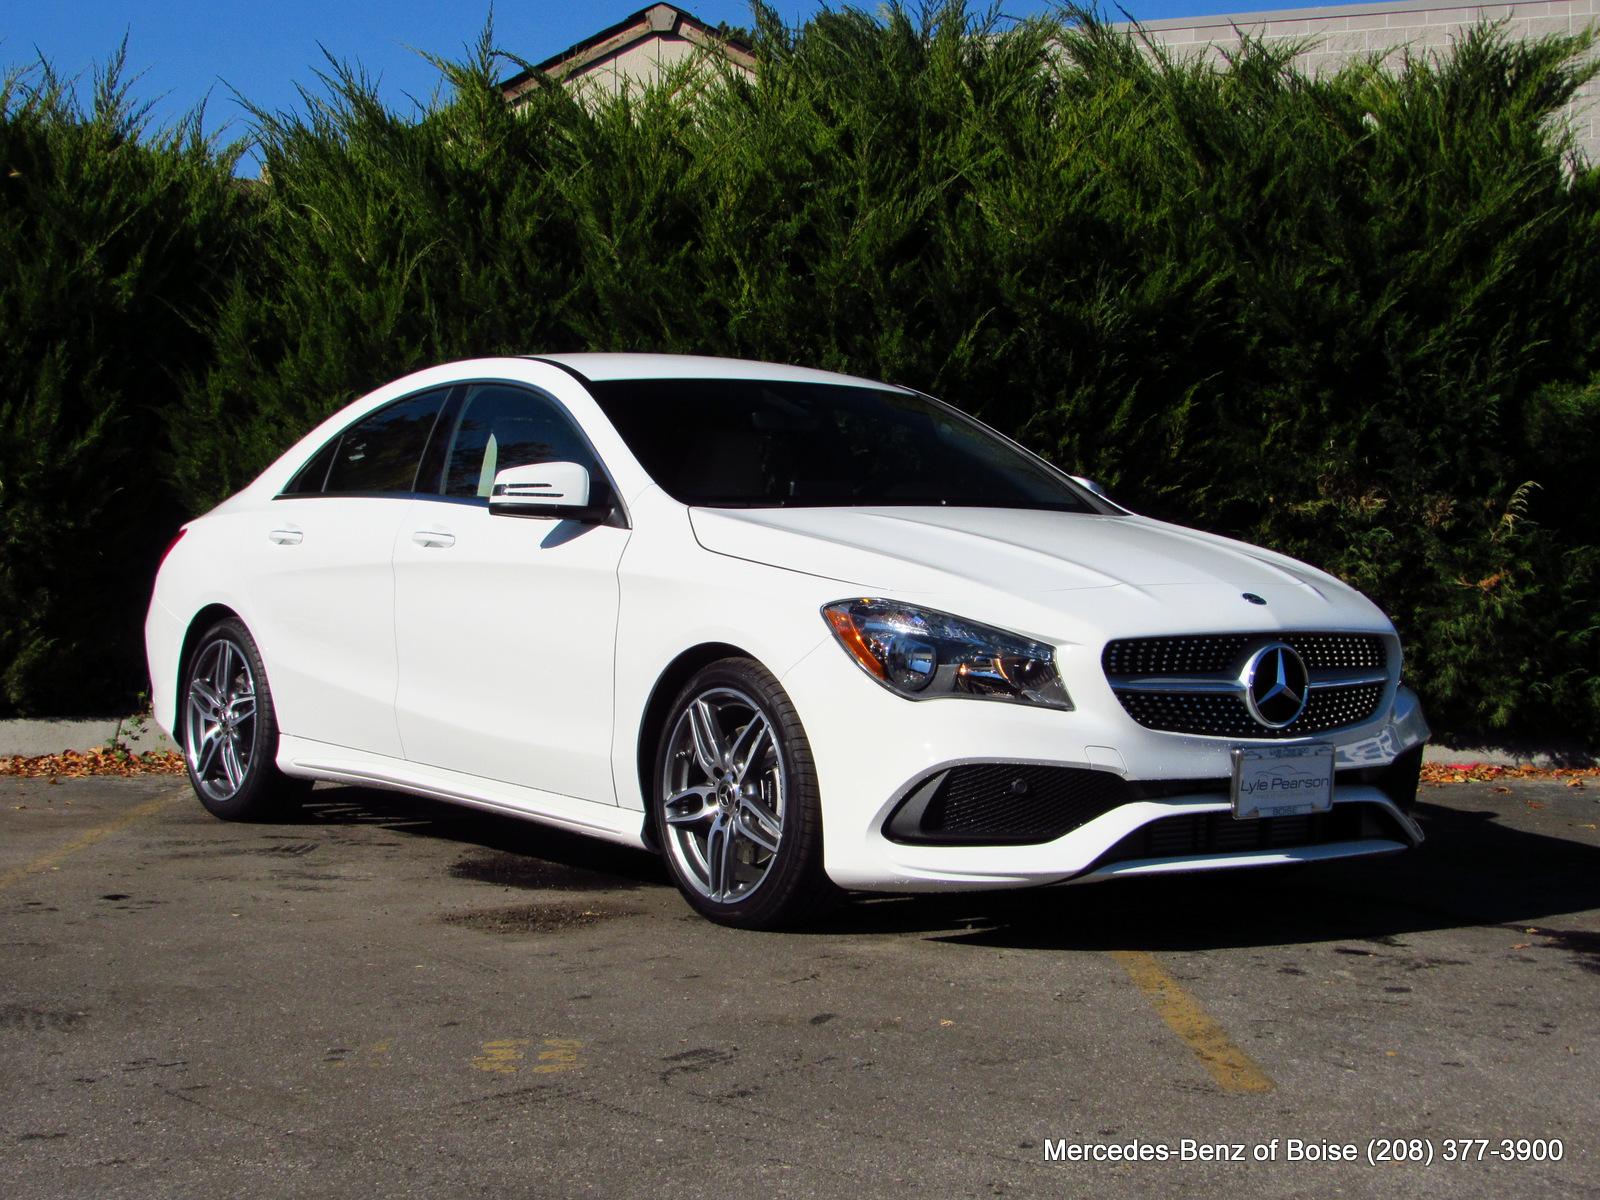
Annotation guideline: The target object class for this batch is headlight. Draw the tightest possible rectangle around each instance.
[822,598,1072,710]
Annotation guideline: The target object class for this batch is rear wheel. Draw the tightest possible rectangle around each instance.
[181,618,309,820]
[654,658,837,929]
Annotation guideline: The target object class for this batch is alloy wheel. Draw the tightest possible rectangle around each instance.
[660,686,786,904]
[184,638,258,803]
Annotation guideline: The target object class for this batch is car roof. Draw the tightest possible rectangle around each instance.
[529,352,903,390]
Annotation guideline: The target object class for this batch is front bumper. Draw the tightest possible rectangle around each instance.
[781,637,1430,893]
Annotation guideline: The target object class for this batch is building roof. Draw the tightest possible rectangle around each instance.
[499,3,756,104]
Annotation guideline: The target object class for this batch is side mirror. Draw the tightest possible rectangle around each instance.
[489,462,603,521]
[1070,474,1131,513]
[1069,474,1111,500]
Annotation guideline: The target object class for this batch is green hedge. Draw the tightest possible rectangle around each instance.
[0,49,251,714]
[4,6,1599,746]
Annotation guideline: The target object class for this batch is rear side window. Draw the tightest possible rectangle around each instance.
[282,438,339,495]
[433,384,606,499]
[316,389,448,496]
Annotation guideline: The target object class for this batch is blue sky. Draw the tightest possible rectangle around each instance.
[4,1,1300,166]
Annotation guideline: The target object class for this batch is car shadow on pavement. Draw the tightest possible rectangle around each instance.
[811,799,1600,953]
[276,784,1600,957]
[288,783,672,891]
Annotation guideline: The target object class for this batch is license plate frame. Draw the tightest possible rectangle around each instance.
[1230,743,1335,820]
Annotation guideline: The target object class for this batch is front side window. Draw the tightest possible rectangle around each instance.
[314,389,449,496]
[429,384,606,500]
[586,378,1102,512]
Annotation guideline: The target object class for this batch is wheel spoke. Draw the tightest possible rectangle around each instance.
[705,813,735,900]
[227,691,256,724]
[193,724,222,777]
[688,699,726,777]
[663,785,715,827]
[215,641,234,694]
[189,679,224,720]
[736,796,780,854]
[219,734,244,792]
[727,715,770,783]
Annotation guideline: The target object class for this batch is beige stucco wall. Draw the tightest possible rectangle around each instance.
[562,34,754,100]
[1118,0,1599,161]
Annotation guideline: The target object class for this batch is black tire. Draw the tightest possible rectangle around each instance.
[180,618,310,821]
[652,657,839,929]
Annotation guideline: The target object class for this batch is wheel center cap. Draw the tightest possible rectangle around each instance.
[716,782,735,810]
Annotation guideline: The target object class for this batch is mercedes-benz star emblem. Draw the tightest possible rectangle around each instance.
[1241,642,1309,728]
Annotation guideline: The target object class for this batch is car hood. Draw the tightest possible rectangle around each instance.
[688,506,1369,608]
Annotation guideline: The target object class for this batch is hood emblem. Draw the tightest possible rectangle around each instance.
[1242,593,1267,606]
[1241,642,1309,728]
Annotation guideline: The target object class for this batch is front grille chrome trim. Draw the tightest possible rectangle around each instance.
[1107,667,1389,695]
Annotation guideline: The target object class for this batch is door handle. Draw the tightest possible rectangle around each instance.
[268,528,303,545]
[411,530,456,548]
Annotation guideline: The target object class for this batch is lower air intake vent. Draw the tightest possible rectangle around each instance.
[885,764,1132,845]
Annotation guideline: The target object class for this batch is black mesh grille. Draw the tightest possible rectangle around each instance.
[1103,633,1386,676]
[1094,802,1402,867]
[1302,683,1387,732]
[889,764,1132,845]
[1102,632,1389,738]
[1114,682,1386,739]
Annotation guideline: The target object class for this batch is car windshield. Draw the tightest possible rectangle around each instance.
[586,378,1102,512]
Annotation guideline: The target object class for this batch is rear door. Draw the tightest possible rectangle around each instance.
[392,381,630,804]
[251,387,452,756]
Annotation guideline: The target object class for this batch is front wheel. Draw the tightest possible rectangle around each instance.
[653,658,838,929]
[181,618,309,820]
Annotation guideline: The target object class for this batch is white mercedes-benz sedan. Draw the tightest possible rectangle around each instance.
[146,354,1430,927]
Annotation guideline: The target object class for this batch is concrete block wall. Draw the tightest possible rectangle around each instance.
[1116,0,1600,162]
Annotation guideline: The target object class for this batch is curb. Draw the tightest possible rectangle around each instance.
[0,718,176,757]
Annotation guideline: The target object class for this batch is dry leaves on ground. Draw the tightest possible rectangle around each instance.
[1421,761,1598,787]
[0,748,185,779]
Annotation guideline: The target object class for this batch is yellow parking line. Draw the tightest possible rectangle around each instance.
[1110,950,1275,1094]
[0,793,181,893]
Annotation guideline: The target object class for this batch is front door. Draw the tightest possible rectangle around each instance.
[392,382,630,805]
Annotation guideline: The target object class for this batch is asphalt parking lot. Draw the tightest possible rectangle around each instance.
[3,773,1597,1199]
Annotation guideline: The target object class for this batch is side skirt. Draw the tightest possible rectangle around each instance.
[276,734,651,849]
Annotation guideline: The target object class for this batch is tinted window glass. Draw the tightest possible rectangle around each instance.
[282,437,338,495]
[323,390,448,495]
[438,385,604,499]
[588,379,1098,512]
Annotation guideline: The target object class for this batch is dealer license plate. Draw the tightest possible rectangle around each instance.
[1230,743,1334,820]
